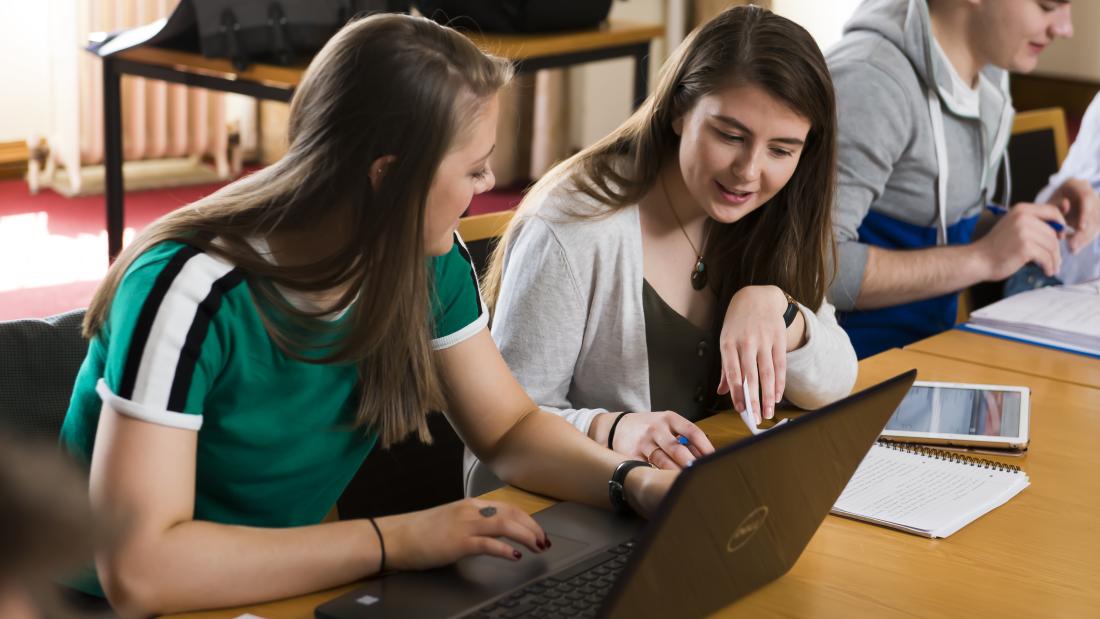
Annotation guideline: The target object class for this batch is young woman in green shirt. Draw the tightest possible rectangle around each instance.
[61,14,676,616]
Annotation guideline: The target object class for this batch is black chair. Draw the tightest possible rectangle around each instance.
[0,309,88,441]
[1006,107,1068,207]
[0,310,122,616]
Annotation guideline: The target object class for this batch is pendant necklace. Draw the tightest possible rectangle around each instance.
[658,176,711,291]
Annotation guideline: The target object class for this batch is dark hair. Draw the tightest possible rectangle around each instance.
[486,5,836,311]
[85,14,513,446]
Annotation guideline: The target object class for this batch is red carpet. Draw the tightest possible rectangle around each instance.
[0,172,525,321]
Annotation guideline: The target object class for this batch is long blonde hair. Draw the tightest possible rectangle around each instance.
[84,14,513,446]
[484,5,836,312]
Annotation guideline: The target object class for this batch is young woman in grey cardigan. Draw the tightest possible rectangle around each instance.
[477,6,857,483]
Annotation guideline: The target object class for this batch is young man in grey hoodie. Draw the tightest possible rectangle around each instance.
[827,0,1099,358]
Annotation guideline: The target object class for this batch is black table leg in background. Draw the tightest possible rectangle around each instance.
[103,57,124,263]
[632,42,650,110]
[98,56,294,263]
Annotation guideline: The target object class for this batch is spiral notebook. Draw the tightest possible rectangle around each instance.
[831,441,1029,538]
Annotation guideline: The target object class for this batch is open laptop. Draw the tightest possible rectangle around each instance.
[316,370,916,619]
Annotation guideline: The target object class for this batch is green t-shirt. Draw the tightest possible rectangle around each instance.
[60,236,486,596]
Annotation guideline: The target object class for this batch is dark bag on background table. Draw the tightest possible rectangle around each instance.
[90,0,409,70]
[193,0,406,69]
[414,0,614,33]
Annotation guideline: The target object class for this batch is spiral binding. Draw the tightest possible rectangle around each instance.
[876,440,1022,473]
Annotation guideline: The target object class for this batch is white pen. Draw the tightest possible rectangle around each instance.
[740,377,789,435]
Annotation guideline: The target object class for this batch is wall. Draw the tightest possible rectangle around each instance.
[6,1,1087,171]
[567,0,863,153]
[568,0,667,152]
[0,3,53,143]
[771,0,862,52]
[0,1,868,158]
[1034,1,1100,83]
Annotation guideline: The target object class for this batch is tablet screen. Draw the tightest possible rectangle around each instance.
[884,385,1023,438]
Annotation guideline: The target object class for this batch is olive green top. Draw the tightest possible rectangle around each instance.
[641,279,720,421]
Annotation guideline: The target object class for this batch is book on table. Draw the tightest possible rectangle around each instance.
[961,278,1100,358]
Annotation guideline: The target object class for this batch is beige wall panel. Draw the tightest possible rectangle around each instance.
[1035,2,1100,82]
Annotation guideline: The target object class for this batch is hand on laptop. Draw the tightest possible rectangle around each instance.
[608,411,714,469]
[376,499,549,570]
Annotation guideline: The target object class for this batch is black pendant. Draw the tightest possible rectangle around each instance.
[690,259,707,291]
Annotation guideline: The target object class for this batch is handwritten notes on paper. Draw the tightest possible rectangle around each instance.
[831,443,1029,538]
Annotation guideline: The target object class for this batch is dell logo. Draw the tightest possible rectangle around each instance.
[726,505,769,553]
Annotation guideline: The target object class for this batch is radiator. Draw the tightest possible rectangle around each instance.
[33,0,254,196]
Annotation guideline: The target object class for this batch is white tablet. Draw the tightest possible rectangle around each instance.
[880,381,1030,450]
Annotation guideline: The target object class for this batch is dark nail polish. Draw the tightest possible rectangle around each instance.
[536,540,546,550]
[513,550,522,560]
[545,537,552,548]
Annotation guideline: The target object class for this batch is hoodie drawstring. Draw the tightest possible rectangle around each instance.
[927,89,949,245]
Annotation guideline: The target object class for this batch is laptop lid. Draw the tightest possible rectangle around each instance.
[601,369,917,619]
[315,370,915,619]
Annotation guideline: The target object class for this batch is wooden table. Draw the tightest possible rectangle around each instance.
[97,21,664,261]
[906,328,1100,390]
[167,346,1100,618]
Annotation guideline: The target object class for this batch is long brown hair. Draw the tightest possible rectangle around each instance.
[84,14,513,446]
[484,5,836,311]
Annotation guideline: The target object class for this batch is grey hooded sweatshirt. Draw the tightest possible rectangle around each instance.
[826,0,1014,358]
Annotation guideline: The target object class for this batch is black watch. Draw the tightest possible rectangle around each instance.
[609,460,651,515]
[780,290,798,328]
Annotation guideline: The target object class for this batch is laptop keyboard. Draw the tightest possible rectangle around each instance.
[463,540,636,619]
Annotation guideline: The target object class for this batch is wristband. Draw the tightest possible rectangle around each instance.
[607,411,633,451]
[367,517,386,573]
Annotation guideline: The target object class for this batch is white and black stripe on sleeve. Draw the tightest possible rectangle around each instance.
[99,245,244,430]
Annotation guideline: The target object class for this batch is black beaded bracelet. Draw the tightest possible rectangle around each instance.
[368,517,386,574]
[607,411,634,451]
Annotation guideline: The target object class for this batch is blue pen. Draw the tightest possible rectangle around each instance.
[985,203,1066,233]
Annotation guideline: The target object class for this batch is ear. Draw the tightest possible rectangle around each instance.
[671,114,685,137]
[369,155,397,190]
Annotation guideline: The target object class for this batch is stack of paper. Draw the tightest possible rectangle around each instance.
[963,279,1100,357]
[831,442,1029,538]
